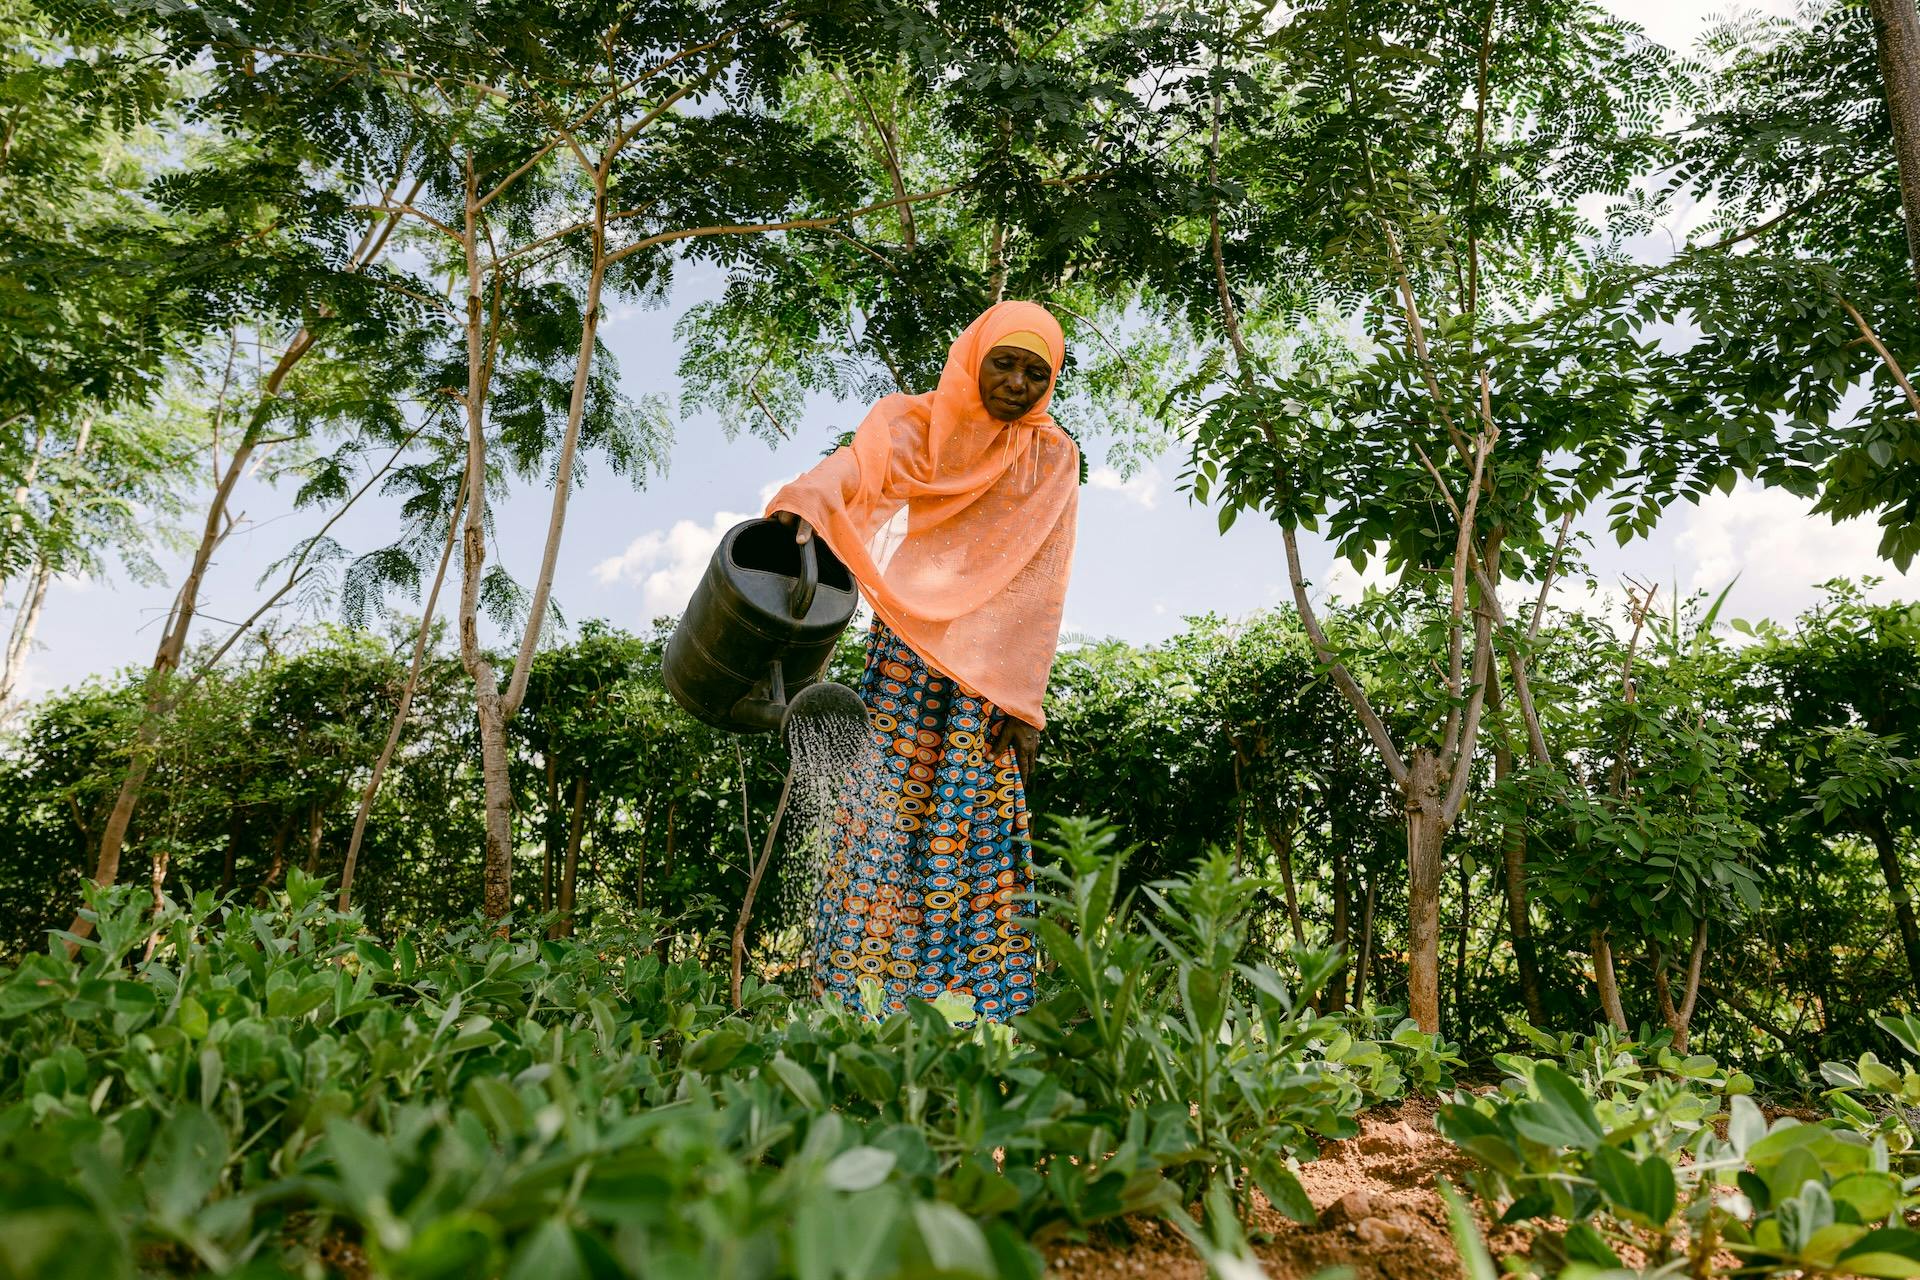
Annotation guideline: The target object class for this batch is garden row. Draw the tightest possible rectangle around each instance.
[1440,1022,1920,1277]
[0,821,1455,1279]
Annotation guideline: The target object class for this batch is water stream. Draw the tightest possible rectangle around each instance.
[774,706,884,949]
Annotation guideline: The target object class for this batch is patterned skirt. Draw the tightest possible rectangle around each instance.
[809,619,1037,1023]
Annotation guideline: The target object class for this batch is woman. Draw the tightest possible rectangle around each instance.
[767,300,1078,1023]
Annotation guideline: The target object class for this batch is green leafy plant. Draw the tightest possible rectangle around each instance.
[0,818,1424,1278]
[1441,1035,1920,1278]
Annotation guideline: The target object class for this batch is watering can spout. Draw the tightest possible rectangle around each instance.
[730,660,788,733]
[727,658,867,743]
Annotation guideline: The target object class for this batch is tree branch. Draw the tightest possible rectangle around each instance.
[1838,292,1920,422]
[601,183,963,267]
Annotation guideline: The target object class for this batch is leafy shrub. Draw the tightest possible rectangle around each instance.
[0,820,1418,1278]
[1439,1027,1920,1278]
[1817,1012,1920,1164]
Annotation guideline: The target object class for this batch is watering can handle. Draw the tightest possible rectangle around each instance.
[791,536,819,618]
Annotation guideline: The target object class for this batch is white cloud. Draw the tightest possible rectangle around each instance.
[593,510,753,615]
[1674,482,1914,624]
[1317,555,1397,603]
[1087,465,1160,510]
[592,476,804,618]
[758,475,798,508]
[1602,0,1794,56]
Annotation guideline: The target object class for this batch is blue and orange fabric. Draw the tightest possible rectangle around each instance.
[809,619,1036,1023]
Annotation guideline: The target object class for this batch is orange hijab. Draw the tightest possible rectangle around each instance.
[765,301,1079,728]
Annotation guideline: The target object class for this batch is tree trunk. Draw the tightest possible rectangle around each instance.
[0,560,51,717]
[0,414,92,720]
[543,754,559,914]
[1354,868,1377,1009]
[338,475,464,913]
[1653,921,1710,1053]
[1405,748,1447,1034]
[220,812,240,896]
[1592,927,1630,1034]
[1452,849,1471,1031]
[71,333,316,947]
[557,774,586,938]
[1330,842,1351,1008]
[1231,752,1246,877]
[657,800,677,963]
[258,815,293,904]
[451,163,516,924]
[1873,0,1920,299]
[473,692,515,920]
[636,792,655,912]
[1490,710,1545,1024]
[303,802,324,875]
[732,769,795,1008]
[142,846,171,963]
[1258,803,1307,947]
[1869,814,1920,1002]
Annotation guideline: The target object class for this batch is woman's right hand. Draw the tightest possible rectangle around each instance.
[771,510,813,545]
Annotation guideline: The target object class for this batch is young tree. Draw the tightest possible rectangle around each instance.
[1181,0,1687,1030]
[1752,585,1920,999]
[0,0,219,716]
[1517,590,1762,1050]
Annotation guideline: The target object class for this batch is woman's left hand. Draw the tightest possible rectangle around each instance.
[989,715,1041,779]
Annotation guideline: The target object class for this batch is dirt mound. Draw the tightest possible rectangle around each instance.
[1048,1100,1514,1280]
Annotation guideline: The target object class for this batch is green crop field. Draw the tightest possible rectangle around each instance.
[4,0,1919,1273]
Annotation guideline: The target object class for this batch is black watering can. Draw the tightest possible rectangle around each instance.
[664,518,863,738]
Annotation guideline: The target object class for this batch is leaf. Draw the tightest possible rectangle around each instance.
[1253,1160,1315,1226]
[912,1200,995,1277]
[1832,1173,1900,1225]
[1563,1221,1623,1267]
[145,1105,227,1227]
[1842,1227,1920,1270]
[1512,1063,1603,1150]
[1438,1180,1499,1280]
[823,1146,896,1192]
[504,1218,584,1280]
[1834,1255,1920,1278]
[176,997,209,1040]
[1729,1095,1767,1157]
[325,1117,395,1212]
[684,1027,749,1073]
[353,940,394,974]
[771,1054,825,1111]
[1640,1151,1678,1224]
[1586,1145,1646,1218]
[0,978,65,1019]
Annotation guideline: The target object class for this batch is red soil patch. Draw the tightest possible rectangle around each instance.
[1048,1099,1520,1279]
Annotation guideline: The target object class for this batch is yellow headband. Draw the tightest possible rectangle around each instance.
[988,330,1055,368]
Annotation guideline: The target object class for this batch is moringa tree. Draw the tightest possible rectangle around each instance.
[1177,0,1691,1031]
[27,0,441,943]
[1662,1,1920,566]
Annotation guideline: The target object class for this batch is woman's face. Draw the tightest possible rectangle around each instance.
[977,345,1053,422]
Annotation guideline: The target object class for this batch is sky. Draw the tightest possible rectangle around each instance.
[20,0,1908,701]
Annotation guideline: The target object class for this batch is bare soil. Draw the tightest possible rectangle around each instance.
[1046,1099,1523,1280]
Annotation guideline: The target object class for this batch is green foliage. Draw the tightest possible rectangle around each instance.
[1663,2,1919,568]
[1441,1024,1920,1278]
[0,819,1420,1276]
[1818,1013,1920,1169]
[1505,592,1764,954]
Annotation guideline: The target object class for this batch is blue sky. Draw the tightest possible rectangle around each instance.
[19,0,1911,699]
